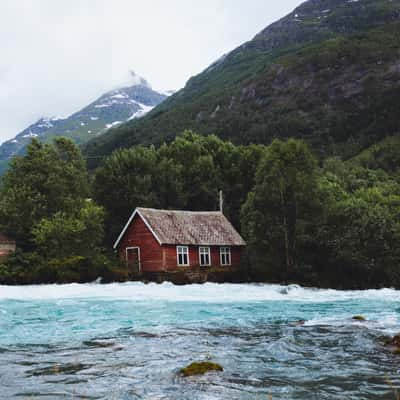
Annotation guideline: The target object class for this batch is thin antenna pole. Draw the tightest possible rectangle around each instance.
[219,190,223,213]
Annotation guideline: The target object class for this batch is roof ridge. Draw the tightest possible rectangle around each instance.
[137,207,223,214]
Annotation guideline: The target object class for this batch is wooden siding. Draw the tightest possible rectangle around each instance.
[231,246,242,267]
[162,244,242,271]
[118,214,163,272]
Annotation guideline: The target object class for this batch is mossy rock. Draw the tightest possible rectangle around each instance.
[180,361,223,377]
[385,334,400,347]
[391,347,400,355]
[352,315,366,321]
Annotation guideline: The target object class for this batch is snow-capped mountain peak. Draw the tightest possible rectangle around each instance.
[0,73,172,173]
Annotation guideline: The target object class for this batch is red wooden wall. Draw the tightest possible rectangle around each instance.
[118,214,164,272]
[117,214,244,272]
[161,245,242,270]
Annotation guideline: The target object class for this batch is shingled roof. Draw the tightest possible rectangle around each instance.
[114,207,246,248]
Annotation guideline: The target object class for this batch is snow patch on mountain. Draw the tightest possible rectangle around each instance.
[128,103,155,120]
[105,121,122,129]
[22,132,38,138]
[110,93,128,100]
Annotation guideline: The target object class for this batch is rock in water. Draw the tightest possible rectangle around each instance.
[180,361,223,377]
[352,315,366,321]
[385,334,400,348]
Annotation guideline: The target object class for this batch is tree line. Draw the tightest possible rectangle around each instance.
[0,132,399,288]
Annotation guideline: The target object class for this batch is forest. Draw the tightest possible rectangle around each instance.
[0,132,399,288]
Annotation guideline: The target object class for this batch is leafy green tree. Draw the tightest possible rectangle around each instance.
[157,131,220,210]
[156,132,264,227]
[0,138,88,245]
[242,139,320,275]
[316,163,400,288]
[224,144,265,228]
[352,136,400,176]
[32,200,105,259]
[153,157,185,209]
[93,145,159,243]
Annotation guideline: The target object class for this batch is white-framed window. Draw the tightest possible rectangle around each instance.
[220,247,231,266]
[177,246,189,266]
[199,246,211,266]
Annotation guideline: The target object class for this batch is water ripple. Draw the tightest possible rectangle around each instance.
[0,283,399,399]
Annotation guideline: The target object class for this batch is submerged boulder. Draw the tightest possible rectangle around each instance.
[180,361,223,377]
[392,347,400,355]
[385,334,400,348]
[383,334,400,355]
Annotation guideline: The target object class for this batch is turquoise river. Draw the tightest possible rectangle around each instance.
[0,282,399,399]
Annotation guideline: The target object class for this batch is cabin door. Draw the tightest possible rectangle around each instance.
[126,247,141,273]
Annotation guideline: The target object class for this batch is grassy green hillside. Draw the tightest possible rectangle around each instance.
[350,136,400,175]
[84,0,400,165]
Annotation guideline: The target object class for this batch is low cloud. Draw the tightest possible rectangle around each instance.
[0,0,300,142]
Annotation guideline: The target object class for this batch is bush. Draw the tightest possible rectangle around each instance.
[0,249,127,285]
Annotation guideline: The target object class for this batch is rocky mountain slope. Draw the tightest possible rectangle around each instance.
[0,72,167,173]
[84,0,400,164]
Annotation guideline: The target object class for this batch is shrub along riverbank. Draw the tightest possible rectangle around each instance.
[0,133,399,288]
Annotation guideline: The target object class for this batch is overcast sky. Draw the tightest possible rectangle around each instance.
[0,0,302,143]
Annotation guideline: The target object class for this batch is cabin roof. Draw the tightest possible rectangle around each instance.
[114,207,246,248]
[0,233,15,244]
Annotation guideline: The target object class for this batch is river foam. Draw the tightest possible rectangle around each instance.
[1,282,400,399]
[0,281,399,302]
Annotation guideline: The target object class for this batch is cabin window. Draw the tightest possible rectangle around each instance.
[220,247,231,266]
[199,246,211,266]
[177,246,189,266]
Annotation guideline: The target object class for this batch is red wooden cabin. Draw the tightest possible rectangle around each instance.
[113,208,246,272]
[0,233,16,259]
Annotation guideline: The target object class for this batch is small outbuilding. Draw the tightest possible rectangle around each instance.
[0,233,16,258]
[113,208,246,272]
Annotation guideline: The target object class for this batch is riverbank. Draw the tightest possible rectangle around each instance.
[1,246,398,290]
[1,257,399,290]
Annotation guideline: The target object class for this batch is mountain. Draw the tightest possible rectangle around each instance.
[0,72,168,174]
[84,0,400,164]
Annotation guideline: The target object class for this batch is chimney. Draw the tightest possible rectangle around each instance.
[219,190,224,213]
